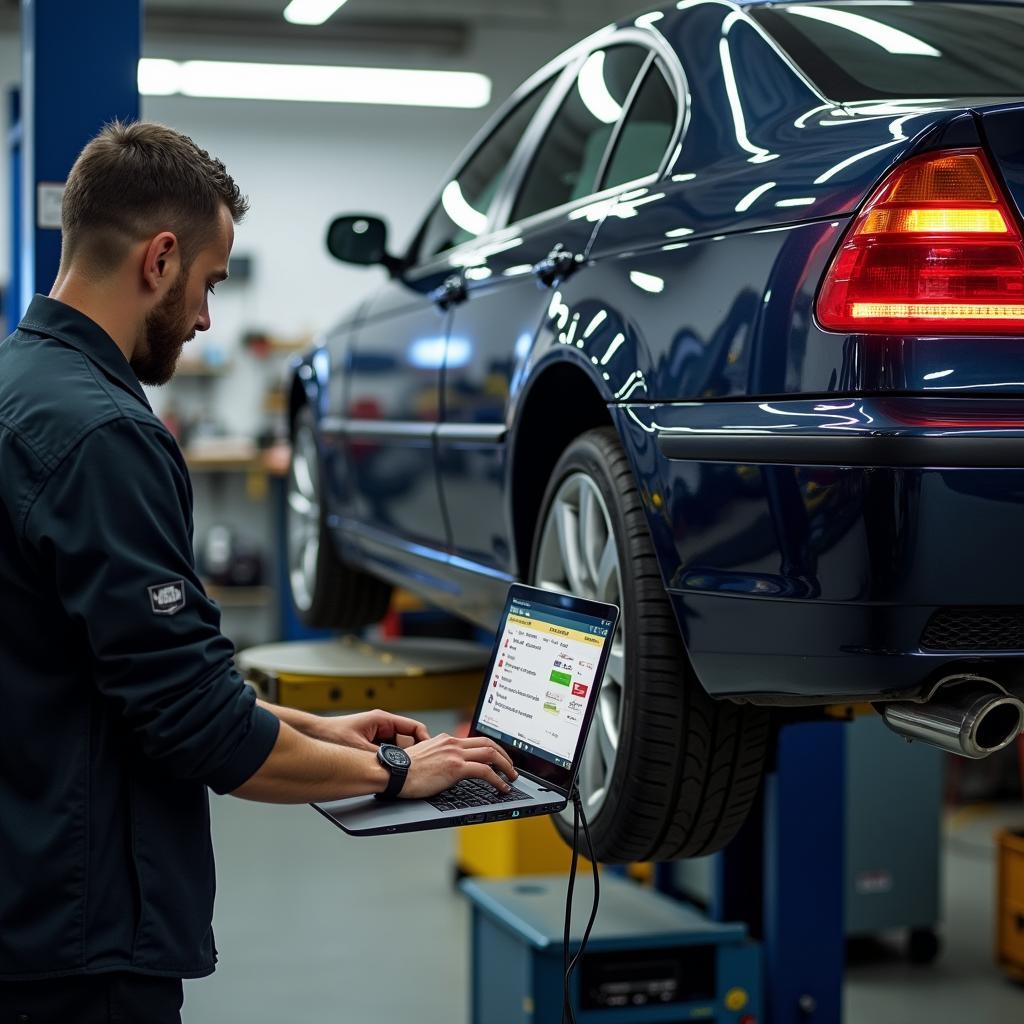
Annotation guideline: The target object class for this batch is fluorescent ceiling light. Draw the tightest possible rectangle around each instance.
[283,0,350,26]
[138,58,491,109]
[578,51,622,125]
[788,7,940,56]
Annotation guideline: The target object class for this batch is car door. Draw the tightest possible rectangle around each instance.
[339,78,557,561]
[438,41,675,578]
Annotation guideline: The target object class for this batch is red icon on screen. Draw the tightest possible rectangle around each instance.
[572,683,589,697]
[492,679,498,687]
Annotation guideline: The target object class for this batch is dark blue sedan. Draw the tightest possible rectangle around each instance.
[288,0,1024,861]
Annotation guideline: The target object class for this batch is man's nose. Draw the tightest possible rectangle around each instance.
[195,298,211,333]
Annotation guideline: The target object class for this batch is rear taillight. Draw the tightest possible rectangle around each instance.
[817,148,1024,334]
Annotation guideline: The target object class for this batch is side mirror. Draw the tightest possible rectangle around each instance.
[326,215,404,275]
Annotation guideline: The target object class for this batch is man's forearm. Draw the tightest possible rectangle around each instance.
[231,720,388,803]
[256,698,333,742]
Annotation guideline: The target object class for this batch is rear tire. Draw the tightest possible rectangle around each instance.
[288,408,392,630]
[530,428,770,862]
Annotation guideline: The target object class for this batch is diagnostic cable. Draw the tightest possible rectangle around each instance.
[561,783,600,1024]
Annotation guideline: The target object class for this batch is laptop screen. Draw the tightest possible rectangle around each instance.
[472,585,617,793]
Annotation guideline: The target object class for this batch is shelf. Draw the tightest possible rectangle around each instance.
[175,361,232,377]
[184,444,290,479]
[203,582,273,607]
[185,454,260,473]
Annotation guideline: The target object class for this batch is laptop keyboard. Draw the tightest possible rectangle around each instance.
[428,778,529,812]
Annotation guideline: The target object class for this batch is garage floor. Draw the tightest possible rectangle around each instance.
[181,717,1024,1023]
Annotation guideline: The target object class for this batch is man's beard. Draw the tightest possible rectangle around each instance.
[131,272,195,386]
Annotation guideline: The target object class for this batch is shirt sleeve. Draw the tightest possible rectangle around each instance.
[23,416,280,794]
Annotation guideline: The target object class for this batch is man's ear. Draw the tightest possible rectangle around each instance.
[142,232,180,293]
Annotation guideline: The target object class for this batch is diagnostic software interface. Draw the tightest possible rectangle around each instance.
[475,595,614,770]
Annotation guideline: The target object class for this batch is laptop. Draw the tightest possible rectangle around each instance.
[313,583,620,836]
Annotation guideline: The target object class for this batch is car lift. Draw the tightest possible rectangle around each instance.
[700,722,846,1024]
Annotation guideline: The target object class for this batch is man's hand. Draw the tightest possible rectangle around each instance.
[316,709,430,752]
[400,732,518,799]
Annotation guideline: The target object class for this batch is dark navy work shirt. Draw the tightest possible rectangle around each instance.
[0,295,280,980]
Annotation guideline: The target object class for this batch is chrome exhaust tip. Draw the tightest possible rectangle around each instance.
[882,679,1024,759]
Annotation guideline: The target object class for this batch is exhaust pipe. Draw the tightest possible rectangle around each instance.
[882,678,1024,759]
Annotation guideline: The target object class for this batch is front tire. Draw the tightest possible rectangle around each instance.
[530,428,769,862]
[287,408,392,630]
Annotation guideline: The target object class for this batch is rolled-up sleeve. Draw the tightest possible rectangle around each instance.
[23,416,279,793]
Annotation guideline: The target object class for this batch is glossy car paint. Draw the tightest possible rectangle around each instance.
[294,0,1024,703]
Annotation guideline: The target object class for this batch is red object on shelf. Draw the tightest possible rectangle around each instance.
[817,148,1024,334]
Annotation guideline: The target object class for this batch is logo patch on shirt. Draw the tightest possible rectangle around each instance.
[148,580,186,616]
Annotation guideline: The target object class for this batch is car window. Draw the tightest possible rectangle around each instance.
[510,45,650,225]
[600,63,676,192]
[751,2,1024,101]
[415,81,554,262]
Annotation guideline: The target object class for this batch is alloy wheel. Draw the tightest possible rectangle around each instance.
[533,471,626,821]
[287,423,321,613]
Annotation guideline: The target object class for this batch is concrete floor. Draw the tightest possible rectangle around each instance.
[181,738,1024,1022]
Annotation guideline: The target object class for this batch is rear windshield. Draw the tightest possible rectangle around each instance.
[750,2,1024,101]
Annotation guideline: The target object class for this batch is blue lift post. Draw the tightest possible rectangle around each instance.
[707,721,848,1024]
[6,88,21,336]
[18,0,140,313]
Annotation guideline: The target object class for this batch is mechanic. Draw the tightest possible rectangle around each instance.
[0,121,516,1024]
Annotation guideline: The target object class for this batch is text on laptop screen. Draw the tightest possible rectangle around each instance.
[474,596,613,770]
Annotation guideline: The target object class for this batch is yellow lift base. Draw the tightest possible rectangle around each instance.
[237,635,490,713]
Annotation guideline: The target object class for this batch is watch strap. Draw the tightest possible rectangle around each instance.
[376,744,409,800]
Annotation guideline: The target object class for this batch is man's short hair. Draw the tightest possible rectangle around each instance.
[61,120,249,275]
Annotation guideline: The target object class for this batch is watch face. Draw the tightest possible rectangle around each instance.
[383,746,410,768]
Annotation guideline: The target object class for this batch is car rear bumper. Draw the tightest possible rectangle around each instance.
[614,397,1024,704]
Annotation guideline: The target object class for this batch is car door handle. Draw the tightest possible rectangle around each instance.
[532,245,581,288]
[431,274,468,311]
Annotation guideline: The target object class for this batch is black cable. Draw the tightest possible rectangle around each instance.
[562,785,600,1024]
[562,793,580,1024]
[569,792,600,976]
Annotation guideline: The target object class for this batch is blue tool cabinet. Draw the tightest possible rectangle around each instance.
[461,873,761,1024]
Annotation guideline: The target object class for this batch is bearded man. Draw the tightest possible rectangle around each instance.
[0,121,514,1023]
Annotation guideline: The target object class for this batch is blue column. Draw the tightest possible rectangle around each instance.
[6,88,21,336]
[763,722,846,1024]
[19,0,140,314]
[712,721,846,1024]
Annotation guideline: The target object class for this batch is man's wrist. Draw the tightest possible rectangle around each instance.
[369,752,391,794]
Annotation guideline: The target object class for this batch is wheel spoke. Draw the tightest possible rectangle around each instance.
[578,484,599,587]
[595,536,618,603]
[293,450,317,501]
[605,644,625,686]
[288,491,315,518]
[593,701,617,768]
[555,497,587,596]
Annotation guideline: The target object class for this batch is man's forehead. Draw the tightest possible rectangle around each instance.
[200,207,234,271]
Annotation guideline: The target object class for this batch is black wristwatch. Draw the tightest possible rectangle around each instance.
[375,743,411,800]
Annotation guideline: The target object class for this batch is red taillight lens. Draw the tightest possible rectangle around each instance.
[817,149,1024,334]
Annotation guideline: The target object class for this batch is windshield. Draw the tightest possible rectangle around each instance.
[751,2,1024,101]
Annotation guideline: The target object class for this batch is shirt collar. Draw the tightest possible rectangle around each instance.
[18,294,152,410]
